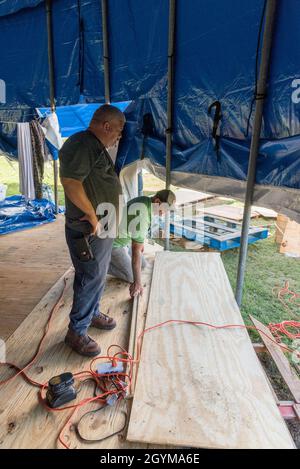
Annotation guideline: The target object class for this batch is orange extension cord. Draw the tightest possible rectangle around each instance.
[1,279,300,449]
[272,280,300,320]
[270,280,300,342]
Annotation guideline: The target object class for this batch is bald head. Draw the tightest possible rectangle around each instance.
[90,104,125,125]
[89,104,125,148]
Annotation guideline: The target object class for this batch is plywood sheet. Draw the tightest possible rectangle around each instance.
[205,204,258,221]
[175,189,214,207]
[252,206,278,218]
[127,252,295,449]
[280,219,300,257]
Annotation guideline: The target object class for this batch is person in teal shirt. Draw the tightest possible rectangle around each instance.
[108,189,176,298]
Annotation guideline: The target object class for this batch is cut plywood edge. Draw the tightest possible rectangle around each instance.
[126,243,163,394]
[127,252,295,449]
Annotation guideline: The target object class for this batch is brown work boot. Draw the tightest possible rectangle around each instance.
[90,312,116,331]
[64,329,101,357]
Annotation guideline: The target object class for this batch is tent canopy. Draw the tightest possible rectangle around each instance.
[37,101,130,137]
[0,0,300,220]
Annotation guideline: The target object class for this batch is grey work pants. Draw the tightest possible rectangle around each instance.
[108,246,146,283]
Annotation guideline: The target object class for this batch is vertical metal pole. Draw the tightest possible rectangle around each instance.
[46,0,58,213]
[235,0,277,306]
[165,0,176,250]
[101,0,110,103]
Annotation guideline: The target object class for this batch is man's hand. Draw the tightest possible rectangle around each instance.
[129,281,144,298]
[61,178,99,234]
[80,212,99,235]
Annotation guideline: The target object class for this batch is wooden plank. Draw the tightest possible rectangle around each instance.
[172,221,222,241]
[250,316,300,403]
[127,295,140,396]
[172,221,219,241]
[127,243,162,396]
[170,237,204,251]
[0,215,71,340]
[127,252,295,449]
[172,220,264,242]
[175,189,214,207]
[196,219,238,233]
[218,226,265,242]
[252,206,278,219]
[253,343,267,353]
[293,404,300,420]
[0,243,161,449]
[275,214,288,245]
[205,205,259,221]
[280,219,300,257]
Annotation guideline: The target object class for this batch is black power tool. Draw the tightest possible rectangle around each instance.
[46,372,77,408]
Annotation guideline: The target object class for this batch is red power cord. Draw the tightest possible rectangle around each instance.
[269,321,300,341]
[272,280,300,319]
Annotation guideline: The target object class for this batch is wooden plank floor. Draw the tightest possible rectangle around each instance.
[127,252,295,449]
[0,243,164,449]
[0,215,71,340]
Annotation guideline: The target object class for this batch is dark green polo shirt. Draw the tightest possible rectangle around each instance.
[59,130,123,233]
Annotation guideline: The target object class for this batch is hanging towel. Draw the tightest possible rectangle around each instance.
[17,123,35,200]
[41,112,63,160]
[30,120,47,199]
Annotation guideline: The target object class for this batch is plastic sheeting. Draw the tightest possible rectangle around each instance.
[0,0,300,218]
[0,1,44,17]
[37,101,130,137]
[0,195,58,235]
[116,98,300,190]
[0,0,81,155]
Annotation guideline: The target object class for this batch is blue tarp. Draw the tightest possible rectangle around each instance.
[37,101,130,137]
[0,195,59,235]
[116,98,300,189]
[0,0,300,218]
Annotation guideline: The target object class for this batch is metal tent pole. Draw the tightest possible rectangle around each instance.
[46,0,58,214]
[165,0,176,250]
[235,0,278,306]
[101,0,110,103]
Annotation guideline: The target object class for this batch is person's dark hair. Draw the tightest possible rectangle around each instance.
[153,189,176,206]
[90,104,125,124]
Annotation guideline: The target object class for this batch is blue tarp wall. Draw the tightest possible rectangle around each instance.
[0,0,300,219]
[37,101,130,137]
